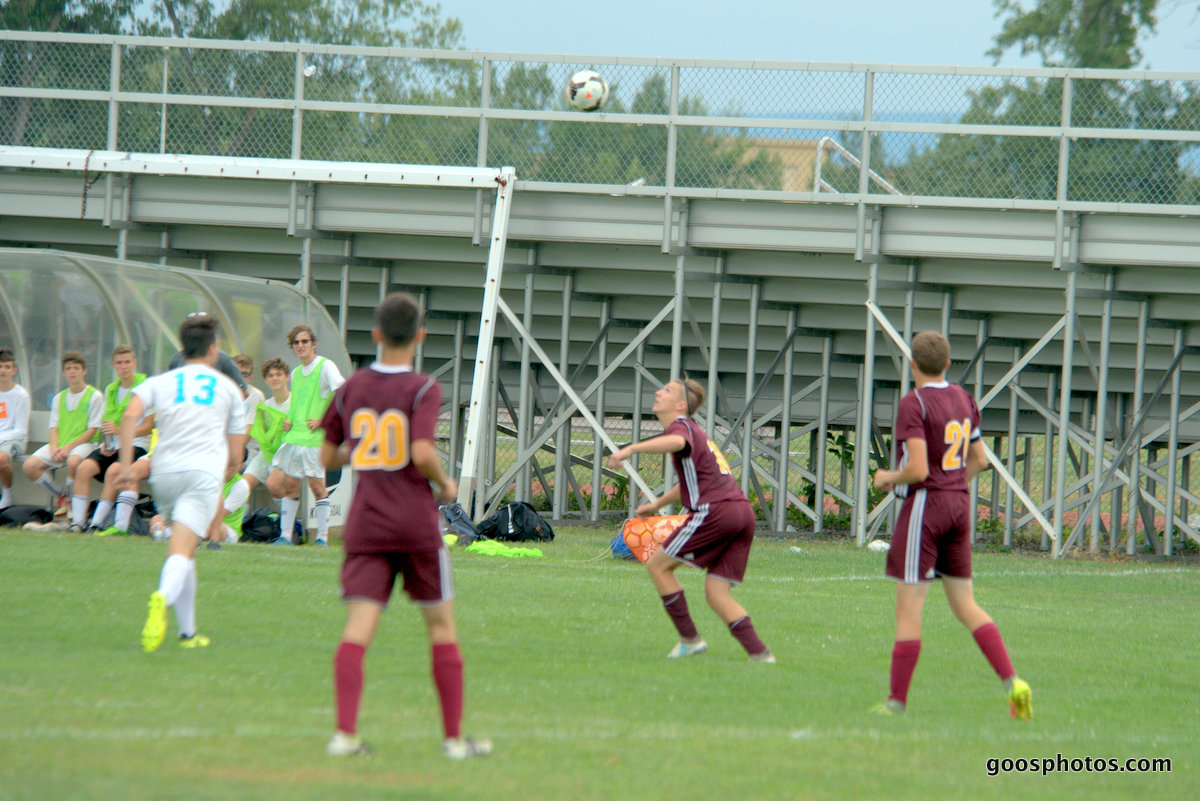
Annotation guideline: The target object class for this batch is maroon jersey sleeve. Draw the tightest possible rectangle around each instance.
[409,377,441,444]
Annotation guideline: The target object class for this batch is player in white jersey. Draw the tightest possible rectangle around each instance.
[118,315,245,652]
[0,348,31,510]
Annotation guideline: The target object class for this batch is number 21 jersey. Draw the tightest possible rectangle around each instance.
[320,363,443,553]
[892,380,981,497]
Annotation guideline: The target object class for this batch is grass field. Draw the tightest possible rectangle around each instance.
[1,527,1196,801]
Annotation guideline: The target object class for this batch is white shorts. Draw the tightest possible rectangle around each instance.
[271,443,324,479]
[0,439,24,461]
[149,471,221,540]
[30,442,95,469]
[244,451,271,483]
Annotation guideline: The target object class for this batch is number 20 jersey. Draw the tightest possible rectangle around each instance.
[320,363,443,554]
[892,381,981,498]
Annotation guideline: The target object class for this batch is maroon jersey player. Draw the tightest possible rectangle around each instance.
[319,292,491,760]
[608,378,774,663]
[871,331,1032,720]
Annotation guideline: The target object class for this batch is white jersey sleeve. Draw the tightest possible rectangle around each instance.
[320,360,345,396]
[0,385,30,442]
[86,389,105,428]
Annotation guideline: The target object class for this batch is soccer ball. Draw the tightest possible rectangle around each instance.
[566,69,609,112]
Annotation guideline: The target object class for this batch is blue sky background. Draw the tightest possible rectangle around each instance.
[440,0,1199,70]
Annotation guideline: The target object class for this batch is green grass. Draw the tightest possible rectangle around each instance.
[1,527,1196,800]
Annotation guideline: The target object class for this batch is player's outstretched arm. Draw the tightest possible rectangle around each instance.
[607,434,687,469]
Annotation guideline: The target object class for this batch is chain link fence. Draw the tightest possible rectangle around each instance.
[4,33,1199,206]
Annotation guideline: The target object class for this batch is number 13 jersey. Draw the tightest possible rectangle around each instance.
[892,380,981,498]
[320,363,443,553]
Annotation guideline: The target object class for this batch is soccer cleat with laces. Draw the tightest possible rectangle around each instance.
[97,526,127,537]
[666,639,708,659]
[326,731,373,757]
[179,634,211,649]
[748,650,777,664]
[1008,677,1033,720]
[443,737,492,760]
[141,591,168,653]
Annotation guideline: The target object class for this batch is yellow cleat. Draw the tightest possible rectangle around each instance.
[869,699,906,716]
[178,634,211,649]
[1008,677,1033,720]
[141,591,167,653]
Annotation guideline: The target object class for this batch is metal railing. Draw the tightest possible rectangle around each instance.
[3,30,1200,215]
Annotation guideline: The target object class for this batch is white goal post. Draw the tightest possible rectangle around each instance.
[0,145,659,521]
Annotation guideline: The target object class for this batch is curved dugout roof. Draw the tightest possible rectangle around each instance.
[0,248,350,411]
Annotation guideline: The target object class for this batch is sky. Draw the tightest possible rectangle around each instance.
[439,0,1200,71]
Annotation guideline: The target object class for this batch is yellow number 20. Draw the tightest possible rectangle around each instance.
[942,418,971,471]
[350,408,410,470]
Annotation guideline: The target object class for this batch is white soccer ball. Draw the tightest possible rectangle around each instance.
[566,69,609,112]
[867,539,889,553]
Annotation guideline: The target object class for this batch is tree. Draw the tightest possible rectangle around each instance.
[878,0,1200,205]
[0,0,136,147]
[989,0,1159,69]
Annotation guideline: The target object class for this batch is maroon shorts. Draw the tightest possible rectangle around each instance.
[340,548,453,607]
[886,488,972,584]
[661,499,756,584]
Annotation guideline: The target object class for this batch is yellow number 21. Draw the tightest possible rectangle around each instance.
[942,418,971,471]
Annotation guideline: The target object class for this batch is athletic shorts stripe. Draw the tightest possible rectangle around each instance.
[664,503,709,558]
[905,489,927,584]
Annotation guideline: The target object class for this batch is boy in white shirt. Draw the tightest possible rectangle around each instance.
[22,352,103,520]
[0,348,31,510]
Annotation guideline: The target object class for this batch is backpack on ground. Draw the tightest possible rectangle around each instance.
[240,508,281,543]
[477,501,554,542]
[439,502,480,545]
[0,505,53,527]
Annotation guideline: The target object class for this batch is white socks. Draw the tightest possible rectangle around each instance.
[158,553,191,606]
[90,498,114,529]
[175,560,198,639]
[158,553,198,639]
[315,498,330,539]
[279,497,299,542]
[35,474,64,499]
[71,494,89,527]
[114,491,138,531]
